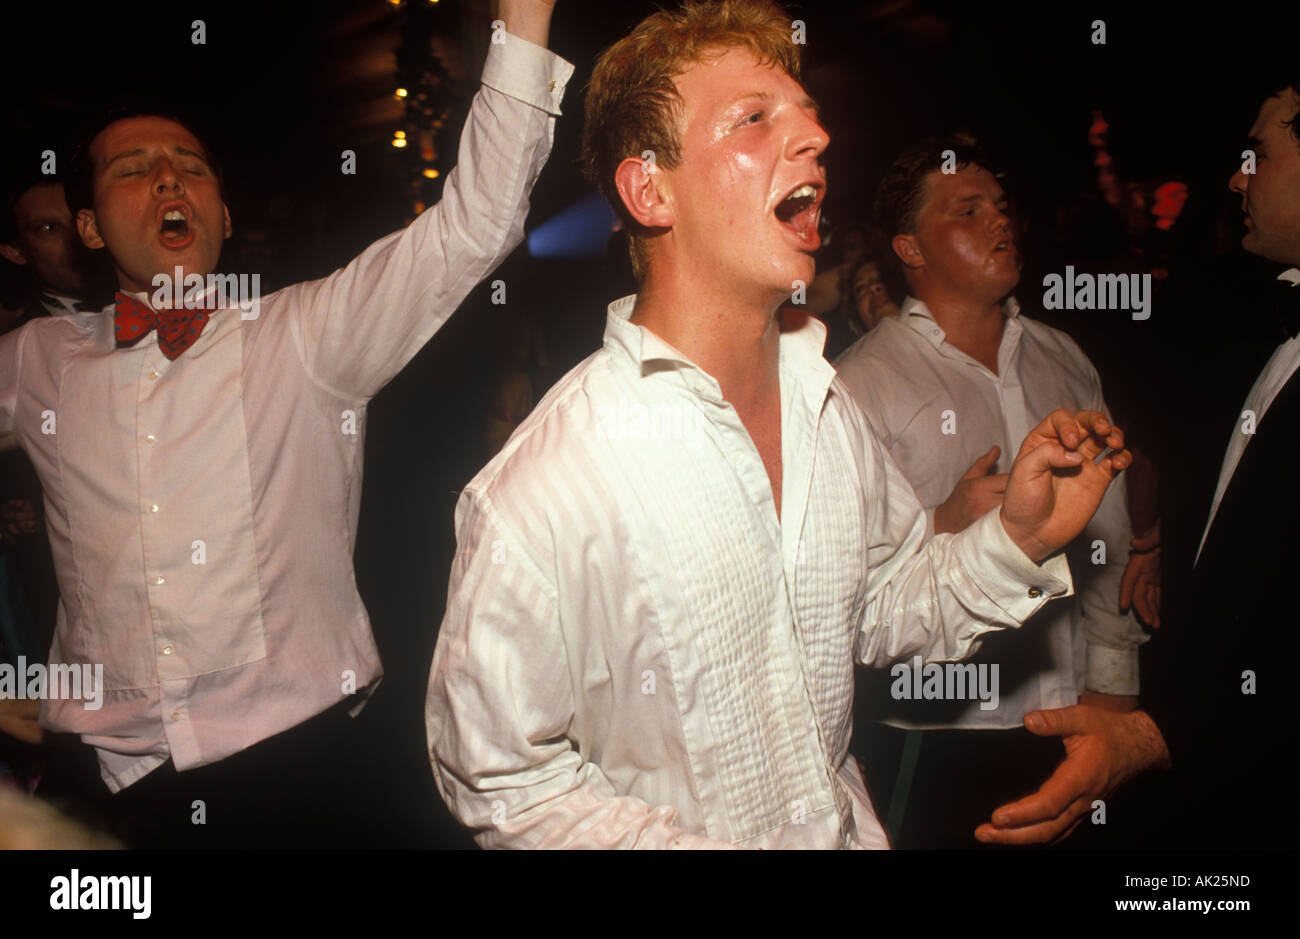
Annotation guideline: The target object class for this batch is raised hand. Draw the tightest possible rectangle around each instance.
[999,409,1131,563]
[933,445,1008,534]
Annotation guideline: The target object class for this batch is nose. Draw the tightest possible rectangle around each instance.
[788,106,830,163]
[1228,160,1248,197]
[992,205,1012,236]
[153,157,183,195]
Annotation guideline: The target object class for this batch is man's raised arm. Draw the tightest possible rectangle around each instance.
[287,2,573,400]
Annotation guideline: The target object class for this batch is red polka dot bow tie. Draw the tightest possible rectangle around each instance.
[113,292,215,360]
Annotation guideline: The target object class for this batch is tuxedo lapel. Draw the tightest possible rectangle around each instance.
[1195,360,1300,611]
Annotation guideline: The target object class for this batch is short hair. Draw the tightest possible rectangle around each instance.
[873,136,995,240]
[1279,78,1300,150]
[581,0,800,281]
[1,171,62,245]
[66,106,225,220]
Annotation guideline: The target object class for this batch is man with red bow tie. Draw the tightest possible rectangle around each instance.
[0,0,569,847]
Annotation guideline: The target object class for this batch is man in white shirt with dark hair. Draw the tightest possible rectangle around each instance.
[0,0,570,846]
[835,137,1149,847]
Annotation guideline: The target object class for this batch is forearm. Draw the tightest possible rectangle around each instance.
[498,0,553,48]
[857,507,1072,667]
[431,749,737,849]
[1078,475,1147,694]
[288,33,572,398]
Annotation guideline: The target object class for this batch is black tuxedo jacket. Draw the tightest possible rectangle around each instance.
[1140,324,1298,847]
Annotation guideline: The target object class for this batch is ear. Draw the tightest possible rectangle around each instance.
[77,209,105,251]
[613,154,674,231]
[0,243,26,266]
[892,232,924,270]
[222,203,232,240]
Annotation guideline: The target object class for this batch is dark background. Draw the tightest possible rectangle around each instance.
[3,0,1296,848]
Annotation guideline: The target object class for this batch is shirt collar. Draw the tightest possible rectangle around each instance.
[602,294,836,405]
[1279,267,1300,286]
[899,294,1021,349]
[119,278,231,312]
[39,292,92,317]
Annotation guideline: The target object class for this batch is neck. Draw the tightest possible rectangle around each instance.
[630,264,783,408]
[913,283,1007,349]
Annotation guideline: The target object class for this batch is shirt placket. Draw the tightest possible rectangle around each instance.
[703,377,837,842]
[779,378,853,845]
[992,331,1062,710]
[135,348,197,754]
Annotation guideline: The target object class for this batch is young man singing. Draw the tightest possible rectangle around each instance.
[427,0,1130,849]
[0,0,570,847]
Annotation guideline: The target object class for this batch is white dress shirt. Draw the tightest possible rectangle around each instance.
[835,296,1146,730]
[0,33,573,792]
[427,298,1073,849]
[1197,267,1300,563]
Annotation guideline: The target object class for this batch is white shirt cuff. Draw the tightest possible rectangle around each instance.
[1085,643,1140,696]
[482,30,575,116]
[954,509,1073,621]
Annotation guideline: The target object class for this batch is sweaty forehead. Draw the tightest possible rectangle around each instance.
[674,46,802,121]
[922,165,1001,210]
[92,117,204,167]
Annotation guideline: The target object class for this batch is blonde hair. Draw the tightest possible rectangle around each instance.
[581,0,801,281]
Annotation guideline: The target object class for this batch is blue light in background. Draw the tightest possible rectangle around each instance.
[526,190,619,260]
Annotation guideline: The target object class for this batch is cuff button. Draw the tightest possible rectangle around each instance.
[1027,586,1043,599]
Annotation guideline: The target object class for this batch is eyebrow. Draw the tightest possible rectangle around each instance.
[723,89,821,119]
[951,192,1007,206]
[103,145,210,171]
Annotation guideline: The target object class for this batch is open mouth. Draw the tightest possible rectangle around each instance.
[157,203,195,248]
[775,182,822,247]
[161,211,189,241]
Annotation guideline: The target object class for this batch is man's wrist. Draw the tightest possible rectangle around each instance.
[499,0,553,49]
[997,507,1049,564]
[1126,709,1171,773]
[932,502,953,535]
[1080,690,1139,713]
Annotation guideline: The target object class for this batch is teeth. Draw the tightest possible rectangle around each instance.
[788,184,816,200]
[164,210,185,221]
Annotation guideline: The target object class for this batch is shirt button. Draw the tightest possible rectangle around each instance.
[171,711,181,722]
[148,369,160,381]
[1027,586,1043,599]
[149,503,160,513]
[154,575,166,586]
[145,434,156,444]
[162,644,174,655]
